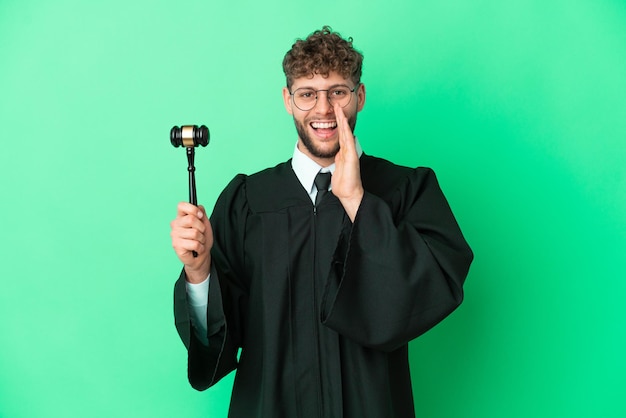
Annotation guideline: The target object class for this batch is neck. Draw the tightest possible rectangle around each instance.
[296,141,335,168]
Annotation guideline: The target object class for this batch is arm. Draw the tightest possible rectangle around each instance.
[173,266,233,390]
[171,176,249,390]
[171,202,227,389]
[186,277,210,346]
[325,104,473,352]
[322,168,473,352]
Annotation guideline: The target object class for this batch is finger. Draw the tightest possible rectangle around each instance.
[173,213,206,234]
[171,224,207,251]
[334,103,346,140]
[173,225,206,245]
[334,104,346,157]
[175,202,207,234]
[198,205,210,225]
[173,238,206,258]
[334,103,354,152]
[196,206,213,242]
[177,202,204,219]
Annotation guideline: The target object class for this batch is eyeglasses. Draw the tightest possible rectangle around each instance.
[289,84,359,111]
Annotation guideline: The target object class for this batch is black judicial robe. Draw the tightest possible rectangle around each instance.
[174,154,473,418]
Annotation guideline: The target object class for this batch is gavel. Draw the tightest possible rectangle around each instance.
[171,125,210,257]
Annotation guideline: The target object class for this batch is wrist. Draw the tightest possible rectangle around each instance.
[339,188,364,222]
[184,258,211,284]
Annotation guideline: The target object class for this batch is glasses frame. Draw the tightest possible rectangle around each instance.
[289,84,360,111]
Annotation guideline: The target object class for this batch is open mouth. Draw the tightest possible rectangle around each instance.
[310,120,337,138]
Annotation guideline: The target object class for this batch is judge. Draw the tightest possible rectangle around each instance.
[170,26,473,418]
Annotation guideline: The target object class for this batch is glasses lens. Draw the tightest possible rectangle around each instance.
[293,88,317,111]
[328,87,352,108]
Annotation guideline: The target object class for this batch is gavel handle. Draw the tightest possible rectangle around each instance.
[187,147,198,258]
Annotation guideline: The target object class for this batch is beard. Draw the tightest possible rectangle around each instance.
[293,113,358,159]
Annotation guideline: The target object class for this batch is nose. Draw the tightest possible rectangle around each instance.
[313,90,333,114]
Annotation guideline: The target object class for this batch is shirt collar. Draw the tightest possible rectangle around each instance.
[291,138,363,194]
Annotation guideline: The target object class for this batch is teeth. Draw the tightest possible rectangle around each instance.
[311,121,337,129]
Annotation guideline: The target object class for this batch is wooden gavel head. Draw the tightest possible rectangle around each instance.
[170,125,210,148]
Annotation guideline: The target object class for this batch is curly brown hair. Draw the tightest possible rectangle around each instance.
[282,26,363,89]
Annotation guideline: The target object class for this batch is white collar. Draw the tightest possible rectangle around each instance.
[291,138,363,194]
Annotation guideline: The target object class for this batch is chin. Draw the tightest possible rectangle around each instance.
[295,119,341,159]
[312,142,340,159]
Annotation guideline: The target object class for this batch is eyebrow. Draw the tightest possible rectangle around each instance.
[294,83,352,91]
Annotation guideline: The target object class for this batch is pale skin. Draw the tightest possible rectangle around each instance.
[171,72,366,283]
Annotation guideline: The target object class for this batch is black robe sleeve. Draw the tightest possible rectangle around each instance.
[321,166,473,352]
[173,174,249,391]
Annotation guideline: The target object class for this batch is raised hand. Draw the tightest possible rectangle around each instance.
[170,202,213,283]
[332,102,364,221]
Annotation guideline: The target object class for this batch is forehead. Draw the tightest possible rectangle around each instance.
[291,72,352,90]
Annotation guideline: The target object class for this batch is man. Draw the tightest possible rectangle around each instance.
[171,26,473,418]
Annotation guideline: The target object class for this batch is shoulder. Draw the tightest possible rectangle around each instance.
[360,154,437,193]
[218,161,291,194]
[216,160,305,213]
[247,160,293,187]
[360,155,451,223]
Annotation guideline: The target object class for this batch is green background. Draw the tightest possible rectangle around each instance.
[1,0,625,417]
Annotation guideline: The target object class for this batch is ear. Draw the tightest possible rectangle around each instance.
[356,83,366,112]
[282,87,294,115]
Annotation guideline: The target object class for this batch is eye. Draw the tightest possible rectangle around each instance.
[331,88,349,97]
[297,90,316,100]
